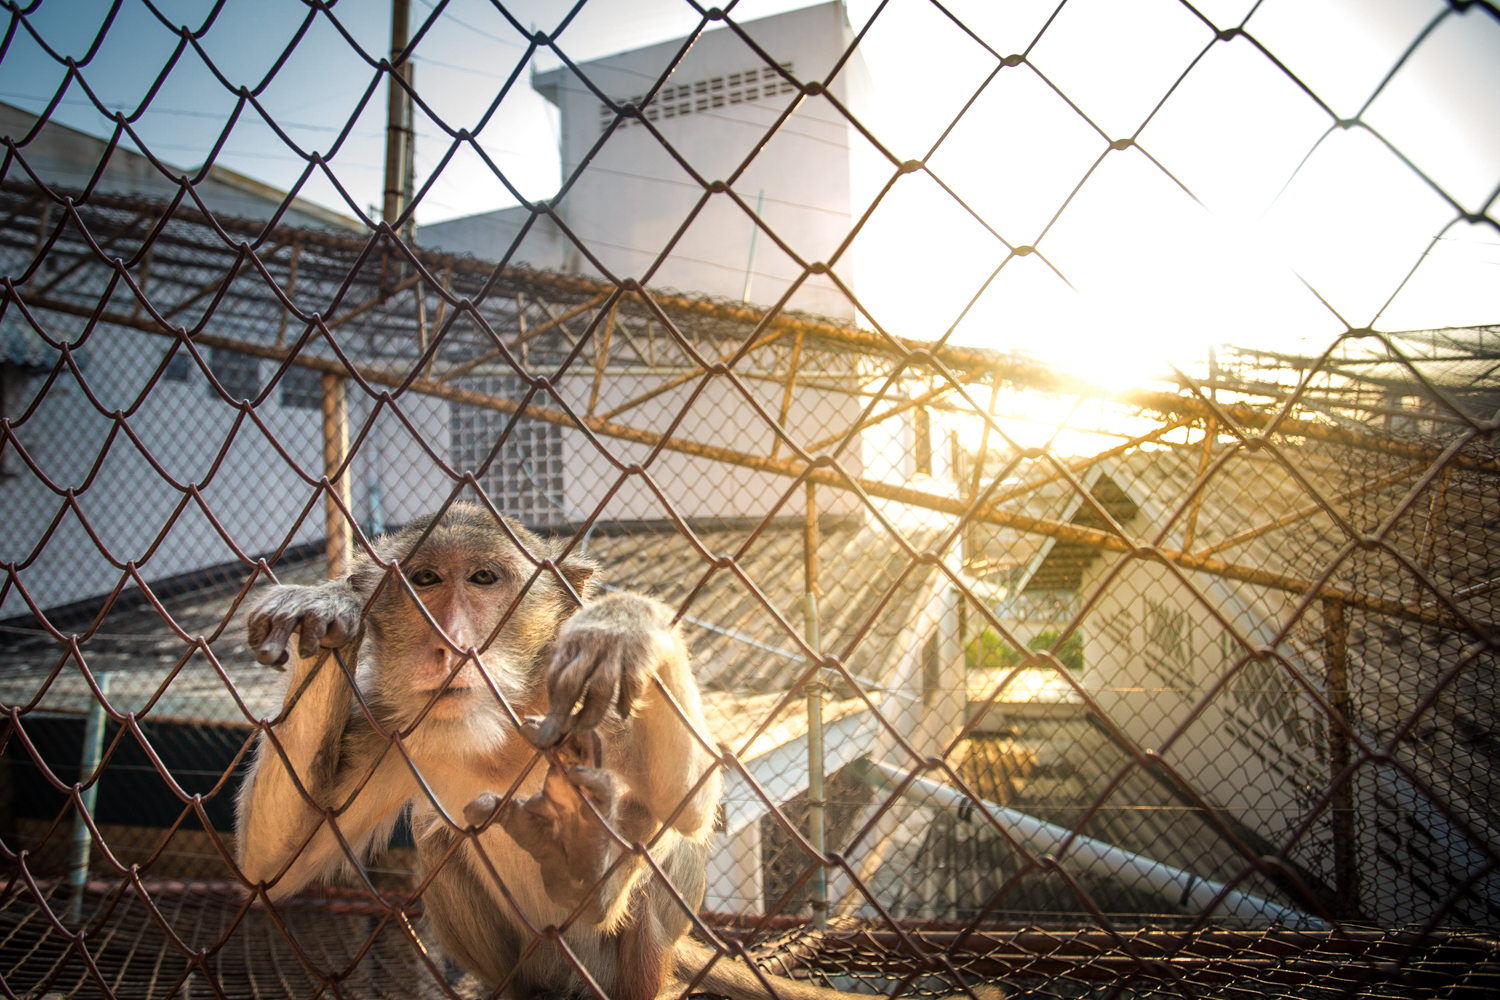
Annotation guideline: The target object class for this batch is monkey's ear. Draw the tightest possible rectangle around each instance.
[557,553,597,597]
[347,555,385,597]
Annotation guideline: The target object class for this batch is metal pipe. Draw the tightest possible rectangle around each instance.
[67,672,111,923]
[852,757,1324,928]
[741,189,765,304]
[805,481,826,930]
[383,0,414,239]
[366,407,386,539]
[18,201,1493,476]
[322,372,351,580]
[1323,598,1358,919]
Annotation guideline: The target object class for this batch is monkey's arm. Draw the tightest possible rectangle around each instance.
[537,592,721,839]
[236,586,413,899]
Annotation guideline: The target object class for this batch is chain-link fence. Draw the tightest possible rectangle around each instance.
[1,1,1497,997]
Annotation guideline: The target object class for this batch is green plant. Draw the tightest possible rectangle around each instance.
[965,627,1084,671]
[1029,628,1085,671]
[965,628,1021,670]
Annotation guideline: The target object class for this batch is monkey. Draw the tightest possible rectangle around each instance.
[235,502,999,1000]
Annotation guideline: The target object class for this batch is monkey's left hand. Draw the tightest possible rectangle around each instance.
[534,593,669,749]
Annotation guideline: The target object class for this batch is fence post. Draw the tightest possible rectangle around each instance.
[67,672,111,923]
[1323,597,1358,919]
[804,480,826,930]
[322,373,352,580]
[383,0,415,242]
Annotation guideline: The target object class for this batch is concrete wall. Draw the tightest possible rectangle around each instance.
[0,325,450,618]
[0,100,420,621]
[1081,553,1314,837]
[419,205,566,274]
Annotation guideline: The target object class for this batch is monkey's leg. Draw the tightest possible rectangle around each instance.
[419,827,527,989]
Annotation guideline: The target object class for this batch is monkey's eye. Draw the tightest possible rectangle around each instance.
[468,568,499,586]
[409,569,442,587]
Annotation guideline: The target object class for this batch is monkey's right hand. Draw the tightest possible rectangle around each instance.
[535,593,670,748]
[464,731,622,921]
[247,584,362,668]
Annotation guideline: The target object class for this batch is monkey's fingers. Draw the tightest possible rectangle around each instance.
[499,793,562,854]
[615,656,647,720]
[546,728,599,771]
[568,649,623,735]
[246,612,271,650]
[321,615,350,648]
[463,791,506,829]
[564,767,621,814]
[296,611,330,660]
[252,615,298,667]
[536,648,600,747]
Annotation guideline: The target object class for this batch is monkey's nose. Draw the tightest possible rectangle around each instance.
[419,646,479,691]
[417,647,457,686]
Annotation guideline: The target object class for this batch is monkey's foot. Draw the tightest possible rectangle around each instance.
[464,752,622,921]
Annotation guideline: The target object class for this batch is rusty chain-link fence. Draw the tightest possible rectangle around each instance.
[1,0,1498,997]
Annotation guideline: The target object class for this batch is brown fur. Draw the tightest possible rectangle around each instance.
[235,503,998,1000]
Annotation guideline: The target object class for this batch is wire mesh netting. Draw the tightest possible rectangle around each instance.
[1,1,1498,998]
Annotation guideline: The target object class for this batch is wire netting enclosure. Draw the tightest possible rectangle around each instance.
[1,1,1498,998]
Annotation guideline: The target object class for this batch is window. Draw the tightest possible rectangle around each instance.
[921,631,942,707]
[913,406,932,476]
[163,353,190,382]
[209,348,259,401]
[279,365,322,410]
[600,63,796,132]
[450,376,567,528]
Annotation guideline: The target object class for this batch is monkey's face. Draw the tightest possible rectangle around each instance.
[369,537,528,724]
[356,505,594,731]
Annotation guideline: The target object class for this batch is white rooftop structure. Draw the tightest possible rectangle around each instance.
[420,2,873,319]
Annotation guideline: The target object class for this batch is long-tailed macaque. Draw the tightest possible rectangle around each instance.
[235,504,996,1000]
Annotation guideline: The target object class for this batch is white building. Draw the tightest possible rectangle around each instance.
[421,1,874,320]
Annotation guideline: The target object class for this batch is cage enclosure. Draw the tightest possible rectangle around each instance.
[1,1,1498,998]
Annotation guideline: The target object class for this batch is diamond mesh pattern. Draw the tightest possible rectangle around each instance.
[1,2,1498,998]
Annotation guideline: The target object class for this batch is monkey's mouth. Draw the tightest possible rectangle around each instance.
[418,685,474,702]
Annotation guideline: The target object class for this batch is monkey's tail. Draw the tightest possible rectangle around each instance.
[672,938,1003,1000]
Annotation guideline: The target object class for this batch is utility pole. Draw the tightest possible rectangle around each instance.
[804,482,827,930]
[67,672,111,923]
[383,0,415,241]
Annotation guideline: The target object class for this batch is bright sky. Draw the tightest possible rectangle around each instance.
[1,0,1496,382]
